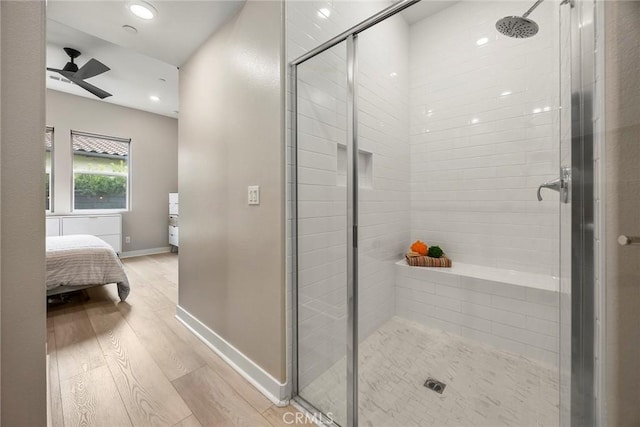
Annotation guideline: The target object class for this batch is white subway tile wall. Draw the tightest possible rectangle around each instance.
[396,262,560,366]
[356,14,411,339]
[409,1,560,276]
[295,42,349,395]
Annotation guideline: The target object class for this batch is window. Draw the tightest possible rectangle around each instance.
[45,127,53,211]
[71,131,130,211]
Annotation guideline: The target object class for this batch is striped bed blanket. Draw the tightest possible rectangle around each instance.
[46,235,130,301]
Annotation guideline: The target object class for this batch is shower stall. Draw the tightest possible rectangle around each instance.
[289,0,597,425]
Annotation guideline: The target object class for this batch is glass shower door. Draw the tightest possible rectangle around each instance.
[294,40,349,426]
[354,1,567,426]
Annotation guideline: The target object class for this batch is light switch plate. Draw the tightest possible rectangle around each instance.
[248,185,260,205]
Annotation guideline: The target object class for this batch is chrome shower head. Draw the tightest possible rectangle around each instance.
[496,0,543,38]
[496,16,539,38]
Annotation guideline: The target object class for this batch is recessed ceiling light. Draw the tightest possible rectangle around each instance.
[128,2,156,20]
[476,37,489,46]
[317,8,331,19]
[150,95,160,102]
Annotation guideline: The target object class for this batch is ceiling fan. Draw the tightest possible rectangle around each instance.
[47,47,112,99]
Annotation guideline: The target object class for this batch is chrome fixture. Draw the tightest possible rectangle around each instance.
[537,167,570,203]
[496,0,544,38]
[618,235,640,246]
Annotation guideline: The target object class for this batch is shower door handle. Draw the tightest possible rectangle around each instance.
[537,178,561,201]
[537,167,570,203]
[618,235,640,246]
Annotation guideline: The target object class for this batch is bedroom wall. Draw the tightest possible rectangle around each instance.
[178,0,286,383]
[46,89,178,254]
[0,1,47,425]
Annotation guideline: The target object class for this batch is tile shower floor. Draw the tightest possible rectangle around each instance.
[300,317,559,427]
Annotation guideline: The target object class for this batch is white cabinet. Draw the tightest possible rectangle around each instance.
[46,214,122,253]
[46,217,61,236]
[61,215,121,236]
[169,225,179,247]
[169,192,179,215]
[169,193,179,248]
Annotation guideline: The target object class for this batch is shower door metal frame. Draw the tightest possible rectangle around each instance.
[289,0,599,426]
[568,0,598,425]
[345,34,359,427]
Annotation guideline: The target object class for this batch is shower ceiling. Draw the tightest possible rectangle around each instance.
[399,1,458,24]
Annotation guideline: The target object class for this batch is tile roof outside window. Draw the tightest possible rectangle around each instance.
[72,134,128,157]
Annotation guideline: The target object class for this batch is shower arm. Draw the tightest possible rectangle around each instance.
[522,0,544,18]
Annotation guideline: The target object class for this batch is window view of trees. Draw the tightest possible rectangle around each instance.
[74,172,127,209]
[72,133,130,210]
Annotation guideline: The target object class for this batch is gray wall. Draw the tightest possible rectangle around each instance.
[46,89,178,253]
[178,1,286,381]
[604,1,640,425]
[1,1,47,425]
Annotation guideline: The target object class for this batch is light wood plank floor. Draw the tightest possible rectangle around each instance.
[47,253,305,427]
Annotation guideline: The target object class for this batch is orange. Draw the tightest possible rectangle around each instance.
[410,240,428,256]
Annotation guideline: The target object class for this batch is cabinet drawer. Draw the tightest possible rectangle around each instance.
[169,226,179,246]
[46,218,60,236]
[62,215,121,236]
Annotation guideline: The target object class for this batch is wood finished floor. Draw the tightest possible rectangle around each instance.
[47,253,305,427]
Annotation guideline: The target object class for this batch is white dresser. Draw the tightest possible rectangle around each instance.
[169,193,179,248]
[46,214,122,253]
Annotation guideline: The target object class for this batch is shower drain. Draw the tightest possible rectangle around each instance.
[424,378,446,394]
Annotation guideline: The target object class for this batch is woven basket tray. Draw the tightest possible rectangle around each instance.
[405,253,452,268]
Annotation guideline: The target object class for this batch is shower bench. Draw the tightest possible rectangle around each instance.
[395,260,560,367]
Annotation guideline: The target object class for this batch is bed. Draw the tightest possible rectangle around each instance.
[46,234,130,301]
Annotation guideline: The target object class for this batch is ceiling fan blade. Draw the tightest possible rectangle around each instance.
[69,77,112,99]
[46,67,63,73]
[74,58,110,80]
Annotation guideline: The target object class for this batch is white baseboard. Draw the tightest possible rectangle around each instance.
[120,246,172,259]
[175,305,289,406]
